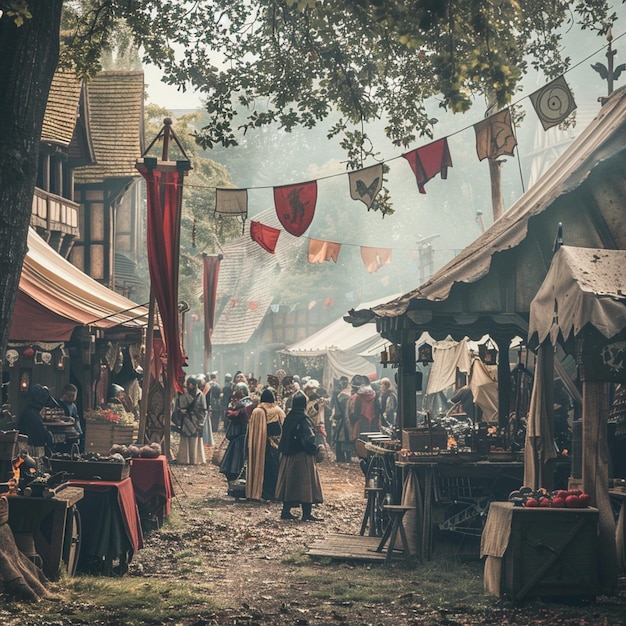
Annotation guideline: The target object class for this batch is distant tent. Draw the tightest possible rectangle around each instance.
[280,296,399,389]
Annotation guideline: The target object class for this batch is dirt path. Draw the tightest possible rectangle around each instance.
[134,438,366,605]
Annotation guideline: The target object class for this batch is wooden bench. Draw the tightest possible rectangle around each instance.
[375,504,414,567]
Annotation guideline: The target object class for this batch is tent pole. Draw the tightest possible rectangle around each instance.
[138,290,156,445]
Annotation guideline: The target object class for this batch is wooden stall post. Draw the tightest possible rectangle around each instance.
[582,380,618,593]
[398,329,417,430]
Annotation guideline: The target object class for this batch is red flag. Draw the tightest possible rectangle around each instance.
[274,181,317,236]
[136,162,186,393]
[203,254,222,362]
[402,138,452,194]
[250,221,280,253]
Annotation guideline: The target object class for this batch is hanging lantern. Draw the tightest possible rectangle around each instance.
[418,342,433,365]
[380,348,389,367]
[19,371,30,393]
[479,339,499,365]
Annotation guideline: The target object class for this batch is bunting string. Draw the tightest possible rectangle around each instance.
[155,35,625,267]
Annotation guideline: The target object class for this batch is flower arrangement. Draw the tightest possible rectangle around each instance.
[84,404,136,425]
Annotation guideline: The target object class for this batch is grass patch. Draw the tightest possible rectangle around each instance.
[291,557,485,609]
[12,576,219,626]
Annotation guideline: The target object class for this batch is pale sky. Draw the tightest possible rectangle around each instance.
[144,63,203,110]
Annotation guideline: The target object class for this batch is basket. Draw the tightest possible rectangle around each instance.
[49,458,130,481]
[84,422,138,454]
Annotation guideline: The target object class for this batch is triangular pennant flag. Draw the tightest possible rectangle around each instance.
[474,108,517,161]
[402,138,452,194]
[529,75,577,131]
[308,238,341,264]
[349,164,383,209]
[274,180,317,236]
[360,246,392,274]
[215,188,248,218]
[250,221,280,254]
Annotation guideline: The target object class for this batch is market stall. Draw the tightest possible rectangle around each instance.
[526,244,626,592]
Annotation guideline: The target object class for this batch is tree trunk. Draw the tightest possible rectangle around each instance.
[0,1,63,356]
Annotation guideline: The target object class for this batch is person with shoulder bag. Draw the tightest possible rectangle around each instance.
[275,391,324,521]
[175,377,207,465]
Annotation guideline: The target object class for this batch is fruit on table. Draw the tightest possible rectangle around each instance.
[509,486,592,508]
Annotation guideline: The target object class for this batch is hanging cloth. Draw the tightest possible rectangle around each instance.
[274,180,317,236]
[250,221,280,254]
[474,107,517,161]
[529,75,577,131]
[402,138,452,194]
[136,163,186,393]
[308,239,341,264]
[360,246,392,274]
[349,163,383,209]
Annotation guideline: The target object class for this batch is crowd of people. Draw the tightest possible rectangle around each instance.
[172,369,399,521]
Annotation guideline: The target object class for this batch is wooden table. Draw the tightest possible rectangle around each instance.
[69,476,143,575]
[7,486,84,579]
[397,460,525,560]
[129,455,174,527]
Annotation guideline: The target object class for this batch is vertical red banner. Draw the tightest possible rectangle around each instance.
[203,254,222,364]
[137,163,186,393]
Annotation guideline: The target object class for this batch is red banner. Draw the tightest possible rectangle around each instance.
[274,181,317,236]
[203,254,222,363]
[250,221,281,253]
[137,163,186,393]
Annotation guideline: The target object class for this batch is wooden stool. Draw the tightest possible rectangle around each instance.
[360,487,383,536]
[376,504,414,566]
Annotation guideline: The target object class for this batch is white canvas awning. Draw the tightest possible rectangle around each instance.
[529,246,626,347]
[11,228,149,342]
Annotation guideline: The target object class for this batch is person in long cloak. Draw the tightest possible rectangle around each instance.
[175,377,207,465]
[246,388,285,501]
[275,391,323,521]
[220,382,253,483]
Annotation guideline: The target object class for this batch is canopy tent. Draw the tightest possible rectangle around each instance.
[11,228,149,342]
[527,245,626,591]
[280,295,399,389]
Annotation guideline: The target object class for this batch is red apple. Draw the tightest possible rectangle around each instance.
[556,490,569,499]
[524,497,539,508]
[565,494,580,508]
[539,497,551,508]
[578,493,591,507]
[551,496,565,508]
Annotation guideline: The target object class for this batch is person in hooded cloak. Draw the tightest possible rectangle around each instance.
[275,391,323,521]
[246,388,285,501]
[220,382,253,485]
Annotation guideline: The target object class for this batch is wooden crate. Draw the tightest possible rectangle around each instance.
[402,427,448,452]
[50,458,130,481]
[502,506,600,600]
[84,422,138,455]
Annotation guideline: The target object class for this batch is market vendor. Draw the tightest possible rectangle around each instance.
[18,384,57,457]
[56,383,84,451]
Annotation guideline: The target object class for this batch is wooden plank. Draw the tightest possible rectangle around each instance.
[306,533,407,563]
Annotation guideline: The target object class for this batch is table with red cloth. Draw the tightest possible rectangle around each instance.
[69,476,143,575]
[129,455,174,525]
